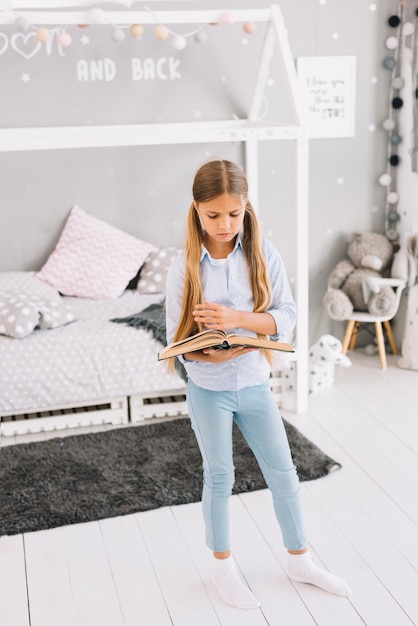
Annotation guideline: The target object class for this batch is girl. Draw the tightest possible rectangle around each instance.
[165,160,351,610]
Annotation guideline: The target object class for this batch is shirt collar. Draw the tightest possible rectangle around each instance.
[200,232,243,261]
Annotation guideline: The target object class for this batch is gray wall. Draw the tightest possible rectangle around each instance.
[0,0,400,343]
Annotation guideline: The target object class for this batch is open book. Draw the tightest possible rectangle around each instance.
[158,329,295,360]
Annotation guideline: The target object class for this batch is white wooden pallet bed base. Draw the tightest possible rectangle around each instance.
[0,372,286,438]
[0,397,129,438]
[129,369,285,423]
[129,389,188,423]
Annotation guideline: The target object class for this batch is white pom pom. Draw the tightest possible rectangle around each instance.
[382,118,395,131]
[88,8,106,24]
[385,36,398,50]
[172,35,186,50]
[112,27,125,42]
[387,191,399,204]
[15,16,30,32]
[378,173,391,186]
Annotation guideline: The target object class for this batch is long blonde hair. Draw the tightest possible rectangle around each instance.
[170,160,273,367]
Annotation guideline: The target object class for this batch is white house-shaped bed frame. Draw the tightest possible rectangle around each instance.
[0,3,309,414]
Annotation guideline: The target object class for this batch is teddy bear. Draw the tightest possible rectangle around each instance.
[323,232,397,321]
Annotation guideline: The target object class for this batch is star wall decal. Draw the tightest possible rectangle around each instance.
[21,73,31,83]
[81,35,90,45]
[369,3,377,12]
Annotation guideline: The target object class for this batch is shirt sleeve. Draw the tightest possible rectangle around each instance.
[263,239,297,340]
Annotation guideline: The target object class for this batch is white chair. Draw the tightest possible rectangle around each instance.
[341,277,407,369]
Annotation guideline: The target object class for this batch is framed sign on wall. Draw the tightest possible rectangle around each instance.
[296,55,356,139]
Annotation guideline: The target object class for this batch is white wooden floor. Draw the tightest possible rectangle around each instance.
[1,350,418,626]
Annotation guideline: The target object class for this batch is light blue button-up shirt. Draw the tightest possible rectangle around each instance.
[165,236,296,391]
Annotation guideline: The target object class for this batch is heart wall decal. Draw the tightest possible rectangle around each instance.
[11,32,42,60]
[0,32,9,56]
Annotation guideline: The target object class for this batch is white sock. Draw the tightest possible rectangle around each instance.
[287,551,352,597]
[211,556,261,610]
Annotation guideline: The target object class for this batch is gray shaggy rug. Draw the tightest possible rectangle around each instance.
[0,418,340,536]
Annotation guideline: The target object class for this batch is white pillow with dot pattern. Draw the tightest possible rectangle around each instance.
[0,293,40,338]
[0,271,61,301]
[0,292,75,339]
[136,247,181,294]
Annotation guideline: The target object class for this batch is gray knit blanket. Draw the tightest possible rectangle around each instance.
[111,301,187,381]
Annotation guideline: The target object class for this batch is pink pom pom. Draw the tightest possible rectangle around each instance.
[243,21,256,34]
[222,11,236,25]
[57,32,72,47]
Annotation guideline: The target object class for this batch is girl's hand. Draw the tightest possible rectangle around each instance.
[193,301,239,331]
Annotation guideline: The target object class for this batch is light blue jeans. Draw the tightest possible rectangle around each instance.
[187,379,308,552]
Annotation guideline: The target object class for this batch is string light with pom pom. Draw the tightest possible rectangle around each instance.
[10,7,258,53]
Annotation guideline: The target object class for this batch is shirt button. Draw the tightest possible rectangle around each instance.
[231,361,236,367]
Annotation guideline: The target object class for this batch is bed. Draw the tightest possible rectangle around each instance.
[0,286,188,438]
[0,274,287,439]
[0,283,187,428]
[0,260,293,442]
[0,208,190,438]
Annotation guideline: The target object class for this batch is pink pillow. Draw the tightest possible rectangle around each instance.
[37,205,157,299]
